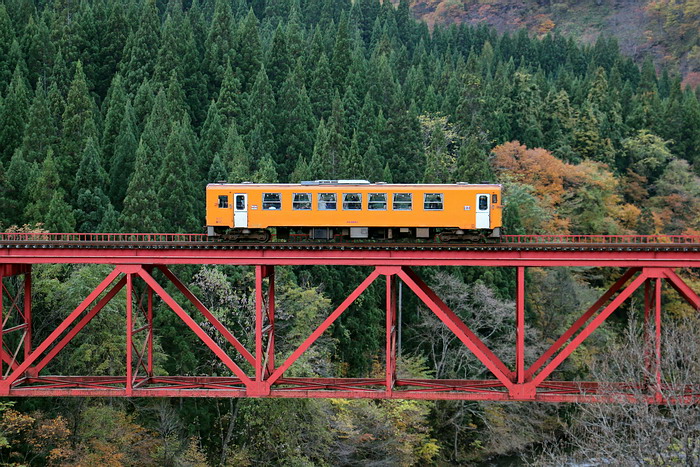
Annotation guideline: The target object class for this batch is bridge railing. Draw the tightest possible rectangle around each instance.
[502,235,700,244]
[0,232,210,243]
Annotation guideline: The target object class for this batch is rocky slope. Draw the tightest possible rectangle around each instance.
[403,0,700,86]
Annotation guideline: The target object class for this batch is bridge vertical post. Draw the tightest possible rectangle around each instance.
[24,270,31,362]
[255,266,263,383]
[643,280,652,374]
[147,284,153,377]
[515,267,525,384]
[126,272,133,396]
[0,270,3,377]
[654,277,662,399]
[252,265,272,395]
[385,272,397,395]
[266,266,275,377]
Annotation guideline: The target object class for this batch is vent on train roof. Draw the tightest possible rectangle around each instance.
[300,180,371,185]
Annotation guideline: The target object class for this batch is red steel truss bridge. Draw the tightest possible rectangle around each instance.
[0,232,699,403]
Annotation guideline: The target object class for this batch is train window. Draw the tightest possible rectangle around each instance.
[392,193,412,210]
[368,193,387,210]
[424,193,444,210]
[318,193,337,210]
[478,195,488,211]
[293,193,312,210]
[263,193,281,210]
[343,193,362,210]
[218,195,229,208]
[492,194,498,204]
[235,195,245,210]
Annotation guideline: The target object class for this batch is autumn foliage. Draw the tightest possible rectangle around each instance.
[491,141,637,234]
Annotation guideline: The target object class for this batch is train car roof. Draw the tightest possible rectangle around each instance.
[207,181,502,188]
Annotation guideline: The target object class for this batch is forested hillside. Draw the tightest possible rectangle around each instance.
[0,0,699,464]
[403,0,700,87]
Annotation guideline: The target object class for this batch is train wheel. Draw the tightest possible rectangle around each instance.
[259,230,271,242]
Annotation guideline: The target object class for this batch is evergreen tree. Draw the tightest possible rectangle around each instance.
[208,153,228,183]
[217,60,244,128]
[266,24,291,94]
[153,7,188,87]
[154,5,206,126]
[22,14,53,89]
[382,161,393,183]
[24,150,60,223]
[331,13,352,90]
[92,1,128,99]
[6,40,28,91]
[73,137,110,233]
[254,155,279,183]
[0,64,30,163]
[120,0,160,94]
[157,120,199,232]
[109,100,137,211]
[4,149,34,225]
[60,61,96,190]
[355,92,377,156]
[235,9,263,93]
[422,123,455,183]
[50,47,70,97]
[120,140,164,232]
[384,101,423,183]
[45,189,76,233]
[245,66,276,157]
[101,73,127,172]
[20,78,55,164]
[342,130,364,178]
[362,141,382,180]
[200,100,226,179]
[0,5,14,93]
[275,67,316,178]
[98,203,120,233]
[140,89,173,164]
[324,93,349,178]
[308,119,331,178]
[456,136,494,183]
[290,156,313,182]
[133,79,155,135]
[222,122,252,183]
[0,161,18,227]
[573,102,615,164]
[204,0,236,97]
[309,53,334,120]
[342,84,361,133]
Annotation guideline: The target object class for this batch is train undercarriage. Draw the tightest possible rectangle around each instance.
[209,226,502,243]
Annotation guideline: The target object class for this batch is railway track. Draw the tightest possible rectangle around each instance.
[1,240,700,252]
[0,233,699,252]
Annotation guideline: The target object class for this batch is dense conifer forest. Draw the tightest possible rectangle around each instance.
[0,0,700,464]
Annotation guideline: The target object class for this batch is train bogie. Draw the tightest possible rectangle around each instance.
[206,181,503,242]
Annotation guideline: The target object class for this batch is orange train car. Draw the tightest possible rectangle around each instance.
[205,180,503,242]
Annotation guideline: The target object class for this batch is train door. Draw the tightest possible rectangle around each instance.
[475,193,490,228]
[234,193,248,228]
